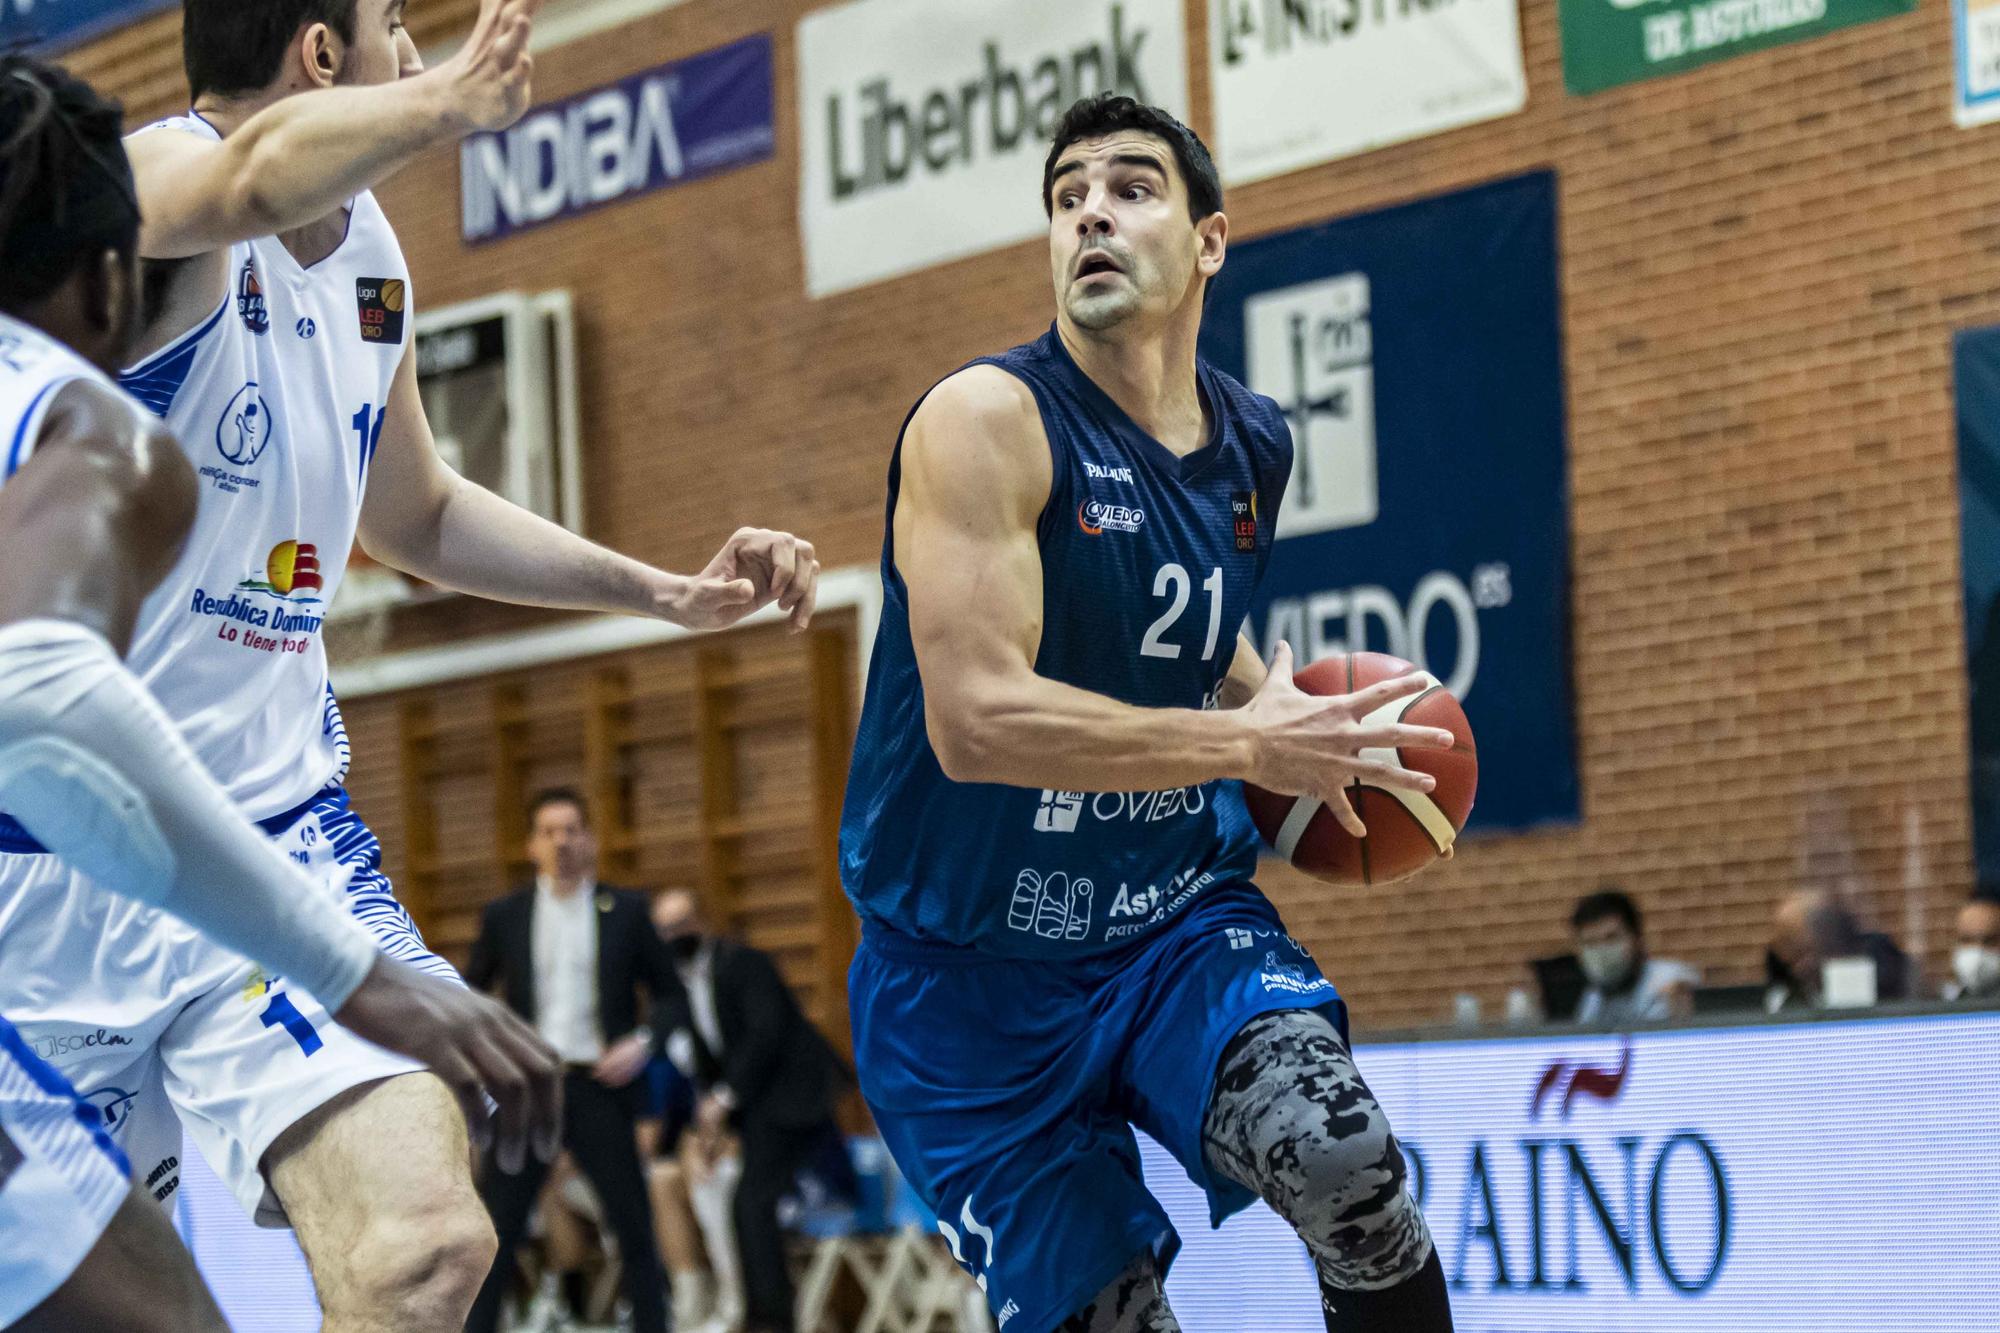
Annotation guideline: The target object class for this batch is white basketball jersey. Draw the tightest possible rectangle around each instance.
[118,114,412,820]
[0,311,113,489]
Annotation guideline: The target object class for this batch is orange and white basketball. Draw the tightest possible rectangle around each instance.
[1243,652,1478,886]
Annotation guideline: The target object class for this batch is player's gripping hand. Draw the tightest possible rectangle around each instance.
[334,956,562,1174]
[657,527,821,633]
[440,0,546,134]
[1238,641,1456,839]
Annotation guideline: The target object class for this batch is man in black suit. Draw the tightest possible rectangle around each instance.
[652,888,847,1333]
[465,788,680,1333]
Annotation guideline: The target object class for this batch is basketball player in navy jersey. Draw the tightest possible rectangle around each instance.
[840,96,1457,1333]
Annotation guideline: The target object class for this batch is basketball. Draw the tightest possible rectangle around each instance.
[1243,652,1478,886]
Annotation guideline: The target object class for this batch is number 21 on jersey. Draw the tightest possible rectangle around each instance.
[1141,563,1224,661]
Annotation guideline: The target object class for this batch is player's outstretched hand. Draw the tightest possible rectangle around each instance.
[444,0,546,134]
[1239,641,1455,838]
[334,956,562,1174]
[659,527,821,633]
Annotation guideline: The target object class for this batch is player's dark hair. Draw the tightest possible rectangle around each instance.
[526,786,589,828]
[1042,94,1223,224]
[1572,889,1642,935]
[0,54,139,312]
[183,0,359,101]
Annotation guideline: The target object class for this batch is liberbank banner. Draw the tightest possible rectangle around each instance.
[1139,1010,2000,1329]
[1558,0,1915,94]
[797,0,1189,297]
[1201,172,1576,833]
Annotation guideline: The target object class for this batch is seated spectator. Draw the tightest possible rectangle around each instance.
[1570,889,1699,1024]
[1766,887,1912,1009]
[651,888,850,1333]
[1946,897,2000,1002]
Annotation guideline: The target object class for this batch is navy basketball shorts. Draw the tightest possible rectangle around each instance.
[850,882,1346,1333]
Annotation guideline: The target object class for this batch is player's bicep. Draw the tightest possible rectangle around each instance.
[896,368,1052,716]
[127,128,256,260]
[356,345,454,560]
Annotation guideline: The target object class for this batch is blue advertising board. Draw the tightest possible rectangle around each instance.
[0,0,171,51]
[1955,326,2000,888]
[1201,171,1577,834]
[460,32,775,244]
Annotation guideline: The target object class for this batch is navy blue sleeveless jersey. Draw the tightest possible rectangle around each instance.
[839,326,1294,959]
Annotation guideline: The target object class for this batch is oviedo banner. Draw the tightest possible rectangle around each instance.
[796,0,1189,297]
[1200,171,1577,834]
[1557,0,1916,94]
[1138,1011,2000,1329]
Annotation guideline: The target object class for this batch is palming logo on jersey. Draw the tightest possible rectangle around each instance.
[237,260,270,335]
[356,278,407,344]
[238,541,324,601]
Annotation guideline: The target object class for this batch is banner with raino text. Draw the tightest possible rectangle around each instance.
[1558,0,1915,95]
[797,0,1189,298]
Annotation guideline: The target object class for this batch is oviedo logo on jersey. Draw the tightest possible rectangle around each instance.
[186,540,328,656]
[1077,498,1144,536]
[236,260,269,335]
[356,278,407,345]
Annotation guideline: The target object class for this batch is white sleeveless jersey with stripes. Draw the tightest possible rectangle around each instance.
[118,113,411,820]
[0,311,114,489]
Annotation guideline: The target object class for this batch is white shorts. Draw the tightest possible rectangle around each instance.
[0,786,458,1227]
[0,1011,132,1325]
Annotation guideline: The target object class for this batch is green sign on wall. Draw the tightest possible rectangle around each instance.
[1559,0,1916,94]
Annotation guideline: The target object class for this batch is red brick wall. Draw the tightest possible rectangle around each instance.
[72,0,1988,1030]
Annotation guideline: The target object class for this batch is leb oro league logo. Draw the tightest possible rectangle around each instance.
[356,278,407,344]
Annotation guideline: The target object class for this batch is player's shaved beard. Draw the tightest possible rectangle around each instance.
[1064,237,1143,331]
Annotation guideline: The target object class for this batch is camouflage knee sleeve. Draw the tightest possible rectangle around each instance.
[1057,1251,1180,1333]
[1201,1009,1434,1291]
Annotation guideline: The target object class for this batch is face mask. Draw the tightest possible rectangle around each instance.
[669,933,703,962]
[1952,945,2000,996]
[1578,941,1635,990]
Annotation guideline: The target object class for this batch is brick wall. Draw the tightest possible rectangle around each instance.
[71,0,1990,1030]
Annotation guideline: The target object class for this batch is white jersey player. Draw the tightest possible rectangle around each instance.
[0,1,818,1329]
[0,55,563,1330]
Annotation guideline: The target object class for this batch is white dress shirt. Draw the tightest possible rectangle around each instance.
[532,877,602,1063]
[676,939,725,1061]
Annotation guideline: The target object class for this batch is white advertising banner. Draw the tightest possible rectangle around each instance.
[796,0,1190,297]
[1957,0,2000,127]
[1140,1011,2000,1328]
[1208,0,1528,186]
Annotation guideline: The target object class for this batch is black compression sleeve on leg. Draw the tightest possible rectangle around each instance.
[1318,1247,1454,1333]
